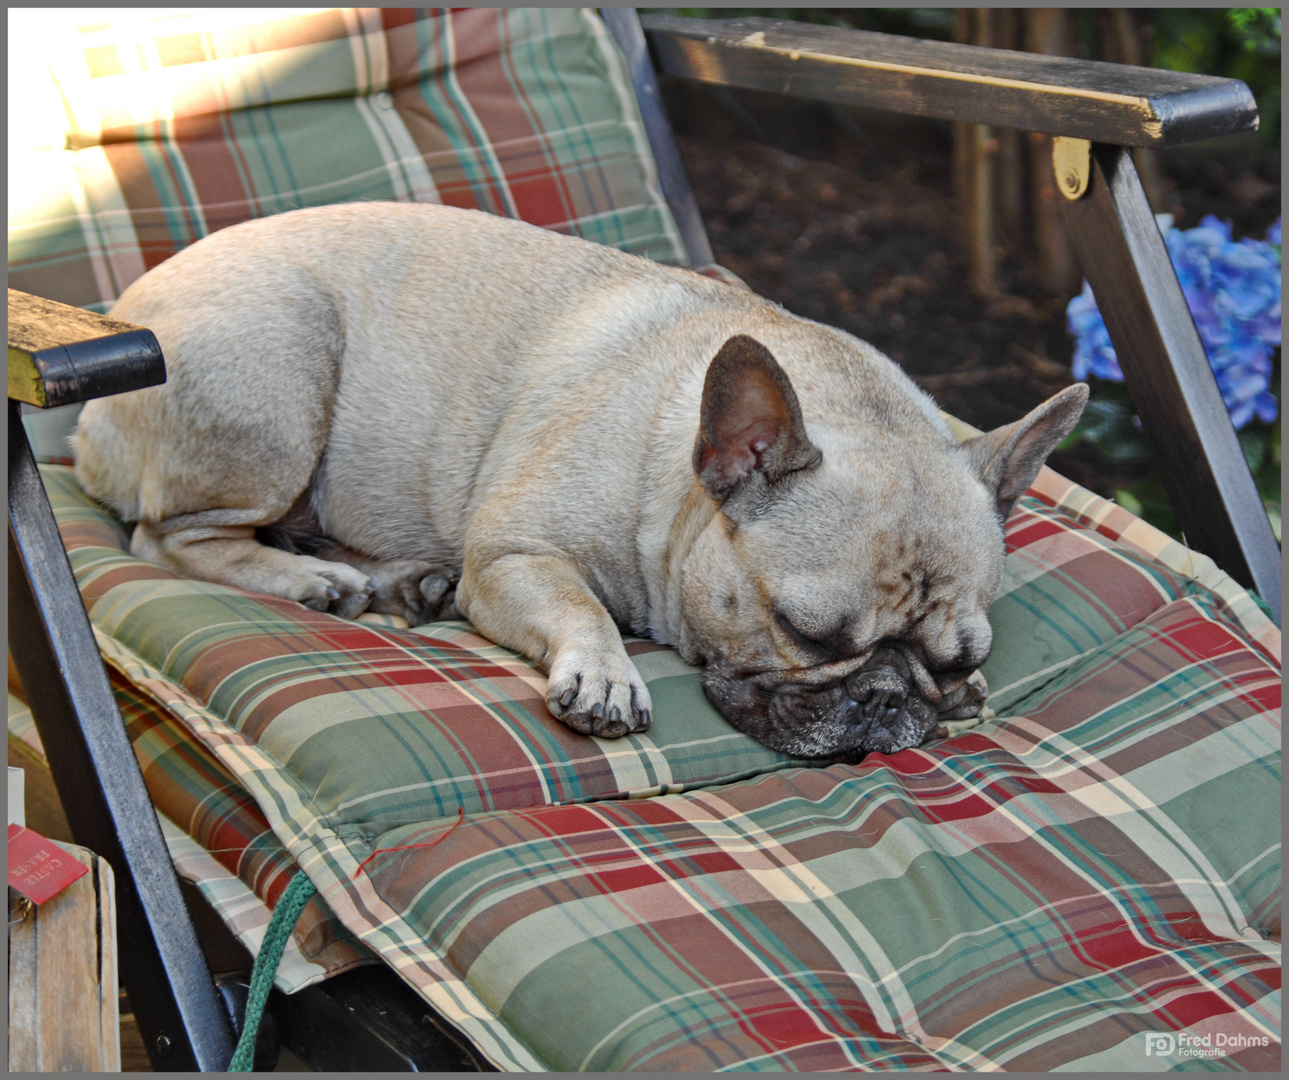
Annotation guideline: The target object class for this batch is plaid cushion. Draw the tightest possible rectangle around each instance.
[366,600,1279,1068]
[37,461,1280,1069]
[8,8,686,313]
[41,464,826,833]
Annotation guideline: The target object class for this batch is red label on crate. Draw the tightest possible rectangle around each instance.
[7,824,88,904]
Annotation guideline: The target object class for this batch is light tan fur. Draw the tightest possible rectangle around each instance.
[73,202,1086,753]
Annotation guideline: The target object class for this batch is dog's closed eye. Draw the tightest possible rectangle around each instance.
[774,610,837,655]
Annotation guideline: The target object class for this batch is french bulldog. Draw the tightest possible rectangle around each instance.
[72,202,1087,758]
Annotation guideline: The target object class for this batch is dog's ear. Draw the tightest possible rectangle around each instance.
[693,335,822,505]
[961,383,1089,522]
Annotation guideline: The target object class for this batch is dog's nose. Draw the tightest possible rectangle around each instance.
[846,663,909,725]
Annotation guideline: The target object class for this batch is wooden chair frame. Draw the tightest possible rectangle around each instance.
[7,9,1277,1071]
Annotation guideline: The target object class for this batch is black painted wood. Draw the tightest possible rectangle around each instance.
[273,965,492,1072]
[8,289,165,408]
[600,8,715,266]
[640,14,1258,147]
[8,403,238,1071]
[1061,146,1281,621]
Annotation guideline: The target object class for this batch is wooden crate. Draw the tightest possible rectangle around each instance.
[9,845,120,1071]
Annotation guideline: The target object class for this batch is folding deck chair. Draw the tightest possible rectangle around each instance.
[8,9,1280,1071]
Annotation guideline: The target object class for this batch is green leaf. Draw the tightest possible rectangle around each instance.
[1238,425,1270,471]
[1113,489,1144,517]
[1069,399,1152,463]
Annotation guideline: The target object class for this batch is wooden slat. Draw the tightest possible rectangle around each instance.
[8,289,165,409]
[8,846,121,1072]
[1061,145,1281,621]
[641,15,1258,147]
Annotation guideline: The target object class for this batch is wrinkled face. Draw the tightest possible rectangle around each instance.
[683,334,1086,760]
[681,451,1003,760]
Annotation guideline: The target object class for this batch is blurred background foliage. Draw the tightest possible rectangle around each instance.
[649,8,1281,549]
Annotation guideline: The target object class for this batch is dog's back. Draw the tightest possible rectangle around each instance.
[74,203,762,559]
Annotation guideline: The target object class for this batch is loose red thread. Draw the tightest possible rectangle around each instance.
[353,806,465,879]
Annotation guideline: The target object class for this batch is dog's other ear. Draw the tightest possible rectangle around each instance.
[693,335,822,504]
[961,383,1089,522]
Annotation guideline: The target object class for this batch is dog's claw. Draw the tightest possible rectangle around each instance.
[546,657,651,740]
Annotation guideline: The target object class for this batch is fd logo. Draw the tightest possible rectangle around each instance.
[1145,1033,1176,1056]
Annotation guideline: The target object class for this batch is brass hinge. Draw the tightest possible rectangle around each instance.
[1052,137,1091,200]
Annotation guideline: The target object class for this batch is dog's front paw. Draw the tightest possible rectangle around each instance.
[546,650,652,739]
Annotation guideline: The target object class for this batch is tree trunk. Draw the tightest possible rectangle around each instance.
[953,9,998,296]
[992,9,1027,253]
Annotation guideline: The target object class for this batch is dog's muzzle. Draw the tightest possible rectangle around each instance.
[701,643,988,760]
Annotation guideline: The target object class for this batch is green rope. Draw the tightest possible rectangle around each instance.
[228,869,317,1072]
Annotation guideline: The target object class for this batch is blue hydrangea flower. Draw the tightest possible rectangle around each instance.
[1067,216,1281,428]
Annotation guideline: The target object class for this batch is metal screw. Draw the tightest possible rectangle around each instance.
[1062,167,1081,193]
[155,1032,174,1058]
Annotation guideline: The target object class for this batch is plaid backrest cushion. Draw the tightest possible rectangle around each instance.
[8,8,686,312]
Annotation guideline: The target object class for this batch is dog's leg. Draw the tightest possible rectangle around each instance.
[131,515,376,619]
[458,554,652,738]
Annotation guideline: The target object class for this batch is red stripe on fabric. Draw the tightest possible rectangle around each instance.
[429,11,511,215]
[170,114,257,233]
[448,9,572,225]
[58,520,129,553]
[1070,920,1157,969]
[1164,614,1244,661]
[1242,680,1281,714]
[149,119,205,256]
[1036,548,1170,630]
[493,9,581,227]
[524,802,620,839]
[79,563,180,608]
[1163,984,1278,1029]
[380,8,421,32]
[100,140,172,271]
[587,863,669,894]
[1005,517,1067,552]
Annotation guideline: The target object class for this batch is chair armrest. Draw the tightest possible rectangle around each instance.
[640,14,1257,147]
[8,290,165,409]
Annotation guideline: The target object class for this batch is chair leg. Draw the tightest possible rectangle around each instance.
[7,402,238,1071]
[1060,144,1280,624]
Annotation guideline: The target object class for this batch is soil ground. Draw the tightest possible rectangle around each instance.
[663,81,1282,502]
